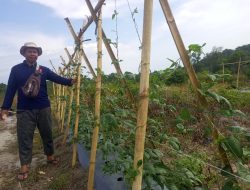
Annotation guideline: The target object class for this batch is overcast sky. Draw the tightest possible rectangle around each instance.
[0,0,250,83]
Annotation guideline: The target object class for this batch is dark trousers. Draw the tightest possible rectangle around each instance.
[17,107,54,166]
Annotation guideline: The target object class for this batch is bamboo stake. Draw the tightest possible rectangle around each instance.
[132,1,153,189]
[65,18,78,43]
[78,0,105,39]
[85,0,136,108]
[59,56,69,133]
[223,60,250,65]
[60,86,65,132]
[62,87,74,145]
[49,60,57,111]
[49,59,58,74]
[81,48,97,78]
[87,5,103,190]
[64,19,96,79]
[159,0,233,172]
[72,49,82,167]
[159,0,207,106]
[62,55,77,145]
[236,57,241,89]
[56,68,62,124]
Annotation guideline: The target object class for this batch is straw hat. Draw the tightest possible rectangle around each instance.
[20,42,42,56]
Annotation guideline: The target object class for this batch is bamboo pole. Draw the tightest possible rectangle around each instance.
[72,49,82,167]
[64,19,96,79]
[87,5,103,190]
[62,55,77,145]
[60,86,65,132]
[49,60,57,110]
[78,0,106,39]
[62,87,74,145]
[65,18,78,43]
[56,67,62,124]
[132,1,153,189]
[49,59,58,74]
[236,57,241,89]
[223,60,250,65]
[159,0,207,106]
[85,0,136,108]
[59,56,69,133]
[81,48,97,78]
[159,0,233,172]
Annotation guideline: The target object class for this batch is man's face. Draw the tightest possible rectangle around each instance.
[24,48,38,64]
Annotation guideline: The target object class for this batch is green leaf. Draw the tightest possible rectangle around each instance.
[137,160,143,167]
[169,184,179,190]
[228,126,247,133]
[207,91,221,102]
[232,109,246,117]
[207,74,217,81]
[236,161,250,181]
[221,165,233,177]
[219,96,232,110]
[245,133,250,141]
[176,123,186,133]
[152,149,164,157]
[223,136,243,159]
[222,180,234,190]
[169,140,180,151]
[180,108,192,120]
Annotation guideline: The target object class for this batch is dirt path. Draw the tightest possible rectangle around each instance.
[0,116,20,189]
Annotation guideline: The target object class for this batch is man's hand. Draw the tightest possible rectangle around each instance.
[0,110,8,120]
[71,78,77,85]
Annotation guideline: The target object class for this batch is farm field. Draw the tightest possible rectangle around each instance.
[1,1,250,190]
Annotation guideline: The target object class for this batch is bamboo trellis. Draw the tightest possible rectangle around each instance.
[71,48,82,167]
[87,4,103,189]
[222,58,250,88]
[62,48,77,145]
[159,0,233,175]
[50,0,250,189]
[132,1,153,189]
[85,0,136,109]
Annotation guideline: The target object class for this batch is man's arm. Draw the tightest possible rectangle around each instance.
[1,68,18,120]
[46,68,75,86]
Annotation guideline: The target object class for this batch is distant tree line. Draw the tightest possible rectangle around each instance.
[193,44,250,77]
[100,44,250,86]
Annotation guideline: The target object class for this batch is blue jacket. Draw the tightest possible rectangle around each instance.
[1,60,72,110]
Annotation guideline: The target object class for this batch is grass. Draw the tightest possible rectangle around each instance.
[48,173,71,190]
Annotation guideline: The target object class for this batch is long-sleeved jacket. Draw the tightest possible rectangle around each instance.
[1,60,72,110]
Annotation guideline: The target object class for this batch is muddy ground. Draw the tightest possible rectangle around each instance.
[0,116,87,190]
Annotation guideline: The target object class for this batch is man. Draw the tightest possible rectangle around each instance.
[0,42,75,180]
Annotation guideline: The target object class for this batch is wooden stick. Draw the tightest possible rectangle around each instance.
[62,87,74,145]
[65,17,78,43]
[87,4,103,190]
[49,59,58,74]
[223,60,250,65]
[132,1,153,189]
[63,59,76,145]
[159,0,207,106]
[81,48,97,78]
[78,0,106,39]
[60,86,66,133]
[72,50,82,167]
